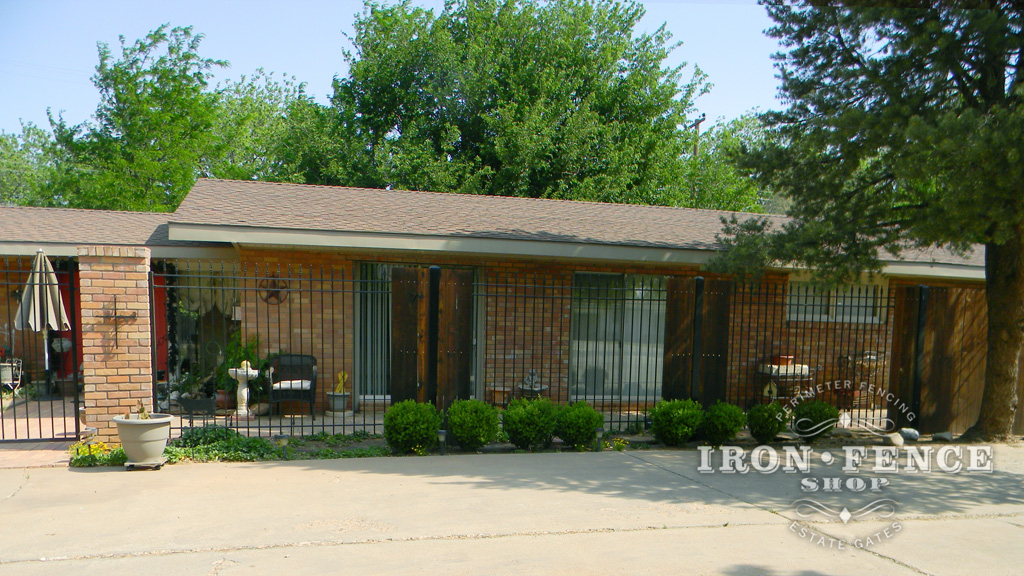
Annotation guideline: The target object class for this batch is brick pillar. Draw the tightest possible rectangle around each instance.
[77,246,153,444]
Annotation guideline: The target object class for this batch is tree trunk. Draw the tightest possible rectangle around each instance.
[966,233,1024,440]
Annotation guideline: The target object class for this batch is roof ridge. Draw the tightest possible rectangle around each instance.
[193,178,780,218]
[0,204,172,217]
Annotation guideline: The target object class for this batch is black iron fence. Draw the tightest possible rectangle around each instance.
[148,260,993,438]
[0,254,80,442]
[483,273,901,433]
[152,260,365,438]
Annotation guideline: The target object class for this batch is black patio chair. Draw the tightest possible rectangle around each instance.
[268,354,318,420]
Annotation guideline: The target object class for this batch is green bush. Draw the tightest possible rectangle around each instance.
[649,399,704,446]
[447,399,500,451]
[699,401,746,448]
[747,403,790,445]
[555,401,604,450]
[384,400,442,454]
[167,426,280,462]
[174,425,240,447]
[502,397,559,451]
[791,400,840,443]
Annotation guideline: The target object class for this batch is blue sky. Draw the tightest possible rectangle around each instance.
[0,0,783,135]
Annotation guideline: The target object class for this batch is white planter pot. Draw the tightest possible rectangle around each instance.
[113,413,172,467]
[327,392,351,412]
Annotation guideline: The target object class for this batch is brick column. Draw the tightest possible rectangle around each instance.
[77,246,153,444]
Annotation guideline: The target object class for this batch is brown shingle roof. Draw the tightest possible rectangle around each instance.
[172,178,784,252]
[0,179,983,270]
[0,205,204,247]
[172,179,983,268]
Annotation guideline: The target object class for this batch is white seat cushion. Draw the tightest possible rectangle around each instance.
[758,364,811,376]
[272,379,312,391]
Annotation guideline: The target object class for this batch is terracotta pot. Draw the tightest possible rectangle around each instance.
[216,390,236,409]
[771,355,795,366]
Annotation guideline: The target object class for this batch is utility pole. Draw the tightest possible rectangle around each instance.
[687,113,706,155]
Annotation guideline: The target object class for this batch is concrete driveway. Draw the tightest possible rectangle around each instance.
[0,443,1022,575]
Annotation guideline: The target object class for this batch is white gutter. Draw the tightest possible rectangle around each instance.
[879,262,985,281]
[168,223,716,265]
[167,223,986,280]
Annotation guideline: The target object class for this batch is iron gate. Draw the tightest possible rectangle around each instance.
[0,255,81,442]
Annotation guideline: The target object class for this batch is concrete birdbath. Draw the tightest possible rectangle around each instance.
[228,361,260,418]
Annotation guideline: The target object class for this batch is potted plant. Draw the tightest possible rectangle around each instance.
[215,383,236,409]
[326,370,351,413]
[176,372,216,415]
[112,401,172,468]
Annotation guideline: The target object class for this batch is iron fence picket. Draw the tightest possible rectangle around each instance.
[0,255,80,442]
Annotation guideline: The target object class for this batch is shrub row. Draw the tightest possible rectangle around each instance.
[384,398,606,453]
[384,396,840,455]
[649,398,838,446]
[648,399,750,447]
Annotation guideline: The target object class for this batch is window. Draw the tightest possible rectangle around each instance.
[786,281,888,323]
[570,273,666,400]
[358,263,392,397]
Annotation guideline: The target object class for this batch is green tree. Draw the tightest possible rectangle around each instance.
[51,24,226,211]
[313,0,712,205]
[674,114,768,212]
[203,69,310,183]
[0,123,55,205]
[716,2,1024,439]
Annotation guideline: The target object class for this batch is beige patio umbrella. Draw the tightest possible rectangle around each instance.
[14,249,71,389]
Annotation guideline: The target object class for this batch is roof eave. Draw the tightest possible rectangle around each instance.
[167,222,716,265]
[0,241,237,260]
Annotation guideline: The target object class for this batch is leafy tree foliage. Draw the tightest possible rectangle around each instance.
[310,0,710,204]
[0,123,56,205]
[50,25,226,211]
[203,69,311,183]
[8,4,760,212]
[716,2,1024,439]
[675,114,767,212]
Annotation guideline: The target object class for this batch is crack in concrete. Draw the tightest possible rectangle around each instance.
[0,523,749,566]
[624,452,936,575]
[624,451,776,511]
[0,470,29,506]
[786,520,934,576]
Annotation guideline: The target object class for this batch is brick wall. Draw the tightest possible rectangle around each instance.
[65,241,993,440]
[723,279,895,409]
[233,249,355,413]
[78,246,152,443]
[481,263,573,402]
[183,246,988,418]
[234,248,707,407]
